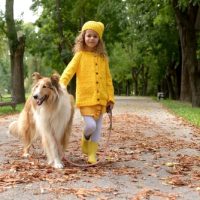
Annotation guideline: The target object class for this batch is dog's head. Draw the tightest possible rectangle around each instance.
[32,72,60,106]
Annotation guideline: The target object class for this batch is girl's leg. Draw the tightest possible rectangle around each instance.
[91,114,103,142]
[83,116,96,138]
[82,115,103,163]
[87,114,103,164]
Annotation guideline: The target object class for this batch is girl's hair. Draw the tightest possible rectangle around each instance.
[72,31,107,57]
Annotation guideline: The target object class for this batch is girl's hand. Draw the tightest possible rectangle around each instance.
[106,101,114,113]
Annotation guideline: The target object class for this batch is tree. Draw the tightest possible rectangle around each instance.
[109,42,133,95]
[5,0,25,103]
[153,1,181,99]
[172,0,200,106]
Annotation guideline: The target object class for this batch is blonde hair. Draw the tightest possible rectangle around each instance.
[72,31,107,57]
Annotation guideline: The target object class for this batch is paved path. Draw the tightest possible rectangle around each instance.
[0,96,199,199]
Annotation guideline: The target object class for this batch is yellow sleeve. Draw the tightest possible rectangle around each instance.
[105,58,115,103]
[59,52,81,86]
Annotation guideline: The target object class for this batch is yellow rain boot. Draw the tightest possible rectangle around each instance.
[81,135,89,155]
[88,141,98,164]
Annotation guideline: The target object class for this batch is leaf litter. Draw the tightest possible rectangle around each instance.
[0,113,199,199]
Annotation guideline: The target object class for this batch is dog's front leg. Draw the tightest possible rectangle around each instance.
[23,144,32,158]
[41,136,53,165]
[50,137,64,169]
[41,131,64,169]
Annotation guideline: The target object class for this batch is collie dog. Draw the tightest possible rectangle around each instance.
[9,72,74,168]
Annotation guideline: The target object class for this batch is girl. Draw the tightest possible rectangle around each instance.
[60,21,115,164]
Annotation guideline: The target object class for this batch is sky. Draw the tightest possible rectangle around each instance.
[0,0,40,22]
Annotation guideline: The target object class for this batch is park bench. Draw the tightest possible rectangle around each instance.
[0,93,17,111]
[157,92,165,101]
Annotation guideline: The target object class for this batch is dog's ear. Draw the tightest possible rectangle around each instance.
[51,73,60,89]
[32,72,42,84]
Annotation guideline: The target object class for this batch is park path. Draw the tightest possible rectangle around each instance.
[0,96,200,200]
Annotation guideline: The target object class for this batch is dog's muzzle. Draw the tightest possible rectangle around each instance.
[33,95,48,106]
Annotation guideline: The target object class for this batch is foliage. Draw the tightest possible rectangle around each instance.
[0,0,199,99]
[0,36,11,94]
[177,0,200,10]
[109,43,132,84]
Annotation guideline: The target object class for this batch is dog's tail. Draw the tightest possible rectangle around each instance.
[8,121,20,138]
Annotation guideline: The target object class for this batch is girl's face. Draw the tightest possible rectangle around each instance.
[84,29,99,50]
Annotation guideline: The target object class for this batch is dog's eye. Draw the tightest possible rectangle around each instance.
[43,85,47,88]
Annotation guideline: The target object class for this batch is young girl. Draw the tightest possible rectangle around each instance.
[60,21,115,164]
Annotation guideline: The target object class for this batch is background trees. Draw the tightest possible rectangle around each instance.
[0,0,199,106]
[5,0,25,103]
[172,0,200,107]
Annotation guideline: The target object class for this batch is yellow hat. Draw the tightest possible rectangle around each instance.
[81,21,104,39]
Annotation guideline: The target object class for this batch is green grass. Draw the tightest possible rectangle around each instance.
[0,94,29,116]
[161,99,200,127]
[0,103,24,116]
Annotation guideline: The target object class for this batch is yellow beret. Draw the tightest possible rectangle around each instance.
[81,21,104,39]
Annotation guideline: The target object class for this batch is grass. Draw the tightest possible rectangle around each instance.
[0,103,24,116]
[161,99,200,128]
[0,94,29,116]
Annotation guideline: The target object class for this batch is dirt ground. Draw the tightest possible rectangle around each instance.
[0,96,200,200]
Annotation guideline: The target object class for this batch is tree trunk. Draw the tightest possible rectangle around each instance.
[116,82,122,95]
[180,61,192,101]
[140,64,145,96]
[26,57,40,91]
[166,74,176,99]
[174,63,181,100]
[141,64,149,96]
[132,67,141,96]
[172,0,200,107]
[174,42,182,100]
[166,60,181,100]
[126,80,131,96]
[5,0,25,103]
[134,79,138,96]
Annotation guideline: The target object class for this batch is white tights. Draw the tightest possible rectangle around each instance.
[83,115,103,142]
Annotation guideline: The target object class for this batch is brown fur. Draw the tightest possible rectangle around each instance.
[9,73,74,168]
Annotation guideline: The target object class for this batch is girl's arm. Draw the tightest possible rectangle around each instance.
[59,52,81,86]
[105,59,115,104]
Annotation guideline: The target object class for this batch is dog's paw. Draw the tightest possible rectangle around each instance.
[6,130,12,137]
[23,153,30,158]
[53,162,64,169]
[48,160,53,165]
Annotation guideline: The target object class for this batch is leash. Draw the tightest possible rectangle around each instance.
[64,109,112,167]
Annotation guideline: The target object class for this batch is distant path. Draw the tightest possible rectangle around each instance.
[0,96,199,200]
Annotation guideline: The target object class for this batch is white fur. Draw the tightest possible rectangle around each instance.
[9,74,74,169]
